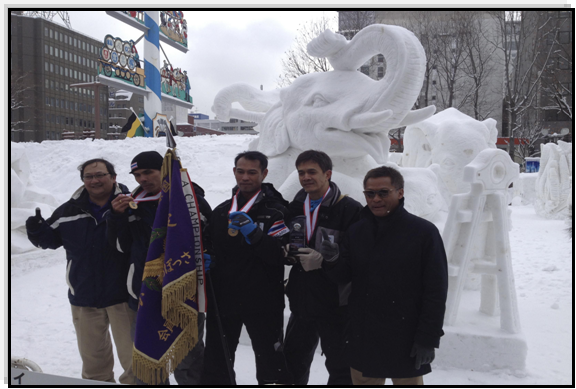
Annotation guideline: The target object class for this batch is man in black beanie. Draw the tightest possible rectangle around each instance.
[106,150,213,385]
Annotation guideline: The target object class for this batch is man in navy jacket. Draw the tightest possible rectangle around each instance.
[26,158,135,384]
[324,166,448,385]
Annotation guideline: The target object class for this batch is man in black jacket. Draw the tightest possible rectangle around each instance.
[26,158,135,384]
[324,166,448,385]
[106,150,212,385]
[283,150,363,385]
[201,151,292,385]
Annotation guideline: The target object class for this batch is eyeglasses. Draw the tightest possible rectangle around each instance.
[363,189,398,199]
[83,173,110,181]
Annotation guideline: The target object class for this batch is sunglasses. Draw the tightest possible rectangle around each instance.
[363,189,398,199]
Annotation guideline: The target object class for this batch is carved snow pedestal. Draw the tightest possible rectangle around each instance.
[435,148,527,371]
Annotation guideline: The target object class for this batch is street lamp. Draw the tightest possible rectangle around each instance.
[70,78,103,139]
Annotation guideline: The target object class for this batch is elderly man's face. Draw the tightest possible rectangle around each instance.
[364,176,404,218]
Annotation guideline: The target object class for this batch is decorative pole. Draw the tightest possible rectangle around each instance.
[144,11,162,137]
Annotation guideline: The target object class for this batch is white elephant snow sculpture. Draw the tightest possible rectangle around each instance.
[402,107,498,208]
[212,24,436,205]
[534,140,572,219]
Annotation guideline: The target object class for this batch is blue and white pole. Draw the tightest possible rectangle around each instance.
[143,11,162,137]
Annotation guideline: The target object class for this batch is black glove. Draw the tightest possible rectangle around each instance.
[319,229,339,262]
[26,208,45,233]
[410,343,435,370]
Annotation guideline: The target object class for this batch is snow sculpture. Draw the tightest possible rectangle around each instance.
[402,107,498,208]
[212,24,436,210]
[435,148,527,371]
[11,143,58,254]
[534,140,572,219]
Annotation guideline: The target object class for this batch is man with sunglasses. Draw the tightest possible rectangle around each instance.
[283,150,363,385]
[26,158,136,384]
[324,166,448,385]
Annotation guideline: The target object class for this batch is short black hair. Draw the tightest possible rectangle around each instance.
[78,158,117,181]
[234,151,268,172]
[363,166,404,190]
[295,150,333,173]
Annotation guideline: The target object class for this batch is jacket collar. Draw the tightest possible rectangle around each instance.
[230,182,288,207]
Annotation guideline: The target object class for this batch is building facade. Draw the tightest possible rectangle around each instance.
[11,13,109,142]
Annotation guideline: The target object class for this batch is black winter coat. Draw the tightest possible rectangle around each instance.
[286,182,362,319]
[209,183,290,316]
[27,183,131,308]
[106,182,212,311]
[325,199,448,378]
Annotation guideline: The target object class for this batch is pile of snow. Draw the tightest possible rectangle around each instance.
[10,137,572,385]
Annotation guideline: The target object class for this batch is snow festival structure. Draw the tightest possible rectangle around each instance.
[534,140,572,220]
[213,23,528,370]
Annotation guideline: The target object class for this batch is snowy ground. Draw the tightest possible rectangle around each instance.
[10,137,573,385]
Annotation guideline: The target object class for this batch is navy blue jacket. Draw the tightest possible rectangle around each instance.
[27,183,131,308]
[106,182,212,311]
[286,182,363,319]
[209,183,290,315]
[325,199,448,378]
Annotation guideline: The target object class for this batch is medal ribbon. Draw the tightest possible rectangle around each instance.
[133,190,162,203]
[229,190,261,215]
[304,187,331,243]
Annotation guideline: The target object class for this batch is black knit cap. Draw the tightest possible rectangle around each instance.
[129,151,163,174]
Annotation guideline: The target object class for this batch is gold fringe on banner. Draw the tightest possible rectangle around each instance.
[142,255,165,281]
[161,270,198,327]
[132,319,198,385]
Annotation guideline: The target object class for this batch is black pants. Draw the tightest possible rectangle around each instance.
[201,309,292,385]
[174,312,205,385]
[283,312,352,385]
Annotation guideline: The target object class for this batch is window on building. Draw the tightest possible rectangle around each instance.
[56,99,59,108]
[377,67,384,78]
[559,31,571,44]
[56,116,60,124]
[45,97,50,106]
[45,62,49,71]
[377,54,384,63]
[60,32,63,42]
[74,70,77,79]
[431,95,436,101]
[65,35,68,44]
[82,41,86,50]
[50,80,54,89]
[50,63,54,72]
[65,67,68,77]
[50,29,53,38]
[74,38,77,47]
[50,46,53,56]
[432,80,437,85]
[45,44,48,54]
[45,27,48,36]
[74,54,77,63]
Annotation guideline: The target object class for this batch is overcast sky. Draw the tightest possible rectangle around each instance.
[66,10,338,117]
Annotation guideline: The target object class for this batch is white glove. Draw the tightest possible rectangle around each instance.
[297,248,323,271]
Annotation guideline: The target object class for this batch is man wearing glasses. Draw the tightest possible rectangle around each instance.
[323,166,448,385]
[26,158,136,384]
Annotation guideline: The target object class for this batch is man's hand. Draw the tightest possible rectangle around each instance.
[283,244,298,265]
[319,229,339,262]
[111,194,134,214]
[410,343,435,370]
[229,211,262,244]
[25,208,45,233]
[203,253,212,273]
[297,248,323,271]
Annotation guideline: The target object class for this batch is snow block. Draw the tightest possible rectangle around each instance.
[435,326,527,371]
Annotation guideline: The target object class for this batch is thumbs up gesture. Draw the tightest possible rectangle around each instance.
[319,228,339,262]
[26,207,45,233]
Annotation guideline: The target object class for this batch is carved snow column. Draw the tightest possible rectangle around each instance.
[442,148,521,333]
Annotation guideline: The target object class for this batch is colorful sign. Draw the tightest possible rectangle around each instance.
[160,11,187,49]
[153,113,170,137]
[161,61,191,103]
[98,34,145,88]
